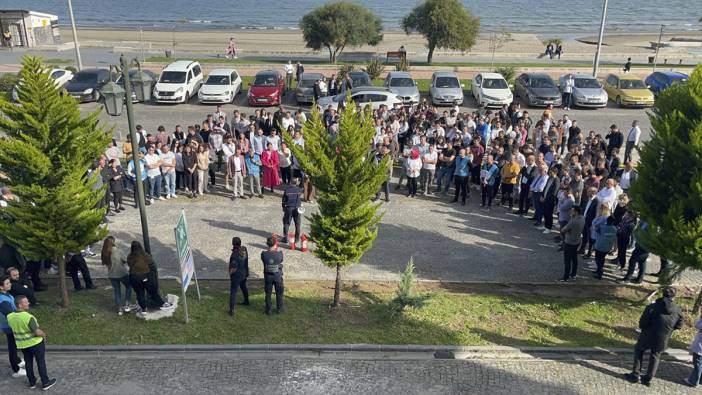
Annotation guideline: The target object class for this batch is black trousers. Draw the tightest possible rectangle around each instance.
[130,273,164,310]
[624,141,636,163]
[67,258,93,290]
[185,171,198,191]
[616,234,630,268]
[229,277,249,310]
[595,250,607,278]
[209,167,216,185]
[500,183,514,207]
[518,185,531,213]
[563,243,579,280]
[112,190,123,208]
[280,166,292,184]
[22,341,49,386]
[264,273,284,313]
[176,170,185,189]
[453,175,468,202]
[25,261,44,290]
[132,178,148,205]
[407,177,418,196]
[375,181,390,201]
[543,199,556,229]
[481,183,495,206]
[632,344,661,381]
[5,331,21,373]
[624,249,649,283]
[283,207,301,242]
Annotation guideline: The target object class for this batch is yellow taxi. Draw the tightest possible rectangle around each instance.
[602,73,655,108]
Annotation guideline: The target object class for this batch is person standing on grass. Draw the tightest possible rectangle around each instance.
[101,236,134,315]
[228,237,250,316]
[7,295,57,390]
[559,206,584,282]
[261,236,284,315]
[127,241,172,317]
[625,287,683,387]
[0,275,25,378]
[684,307,702,388]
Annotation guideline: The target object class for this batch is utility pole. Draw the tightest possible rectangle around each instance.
[592,0,608,77]
[66,0,83,70]
[652,24,664,72]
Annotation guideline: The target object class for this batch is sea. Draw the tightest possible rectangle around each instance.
[3,0,700,35]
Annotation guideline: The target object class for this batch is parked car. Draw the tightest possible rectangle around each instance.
[429,71,464,106]
[558,73,608,108]
[514,73,561,107]
[296,72,324,104]
[115,68,158,103]
[645,71,688,96]
[384,71,420,106]
[153,60,204,104]
[317,87,402,111]
[602,73,654,108]
[471,72,513,108]
[197,68,242,104]
[247,69,286,106]
[12,68,73,101]
[65,68,112,102]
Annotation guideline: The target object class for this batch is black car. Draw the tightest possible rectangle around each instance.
[65,69,113,102]
[115,69,159,102]
[514,73,562,108]
[344,71,372,90]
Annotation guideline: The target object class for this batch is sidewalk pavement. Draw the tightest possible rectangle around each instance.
[0,345,697,394]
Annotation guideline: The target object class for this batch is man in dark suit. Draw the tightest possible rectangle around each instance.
[281,184,303,248]
[578,186,598,256]
[625,287,684,386]
[540,167,560,233]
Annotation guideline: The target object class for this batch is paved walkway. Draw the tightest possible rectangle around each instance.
[0,349,698,394]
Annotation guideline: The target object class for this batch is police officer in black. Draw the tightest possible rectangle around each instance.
[281,184,303,247]
[261,237,284,315]
[228,237,249,315]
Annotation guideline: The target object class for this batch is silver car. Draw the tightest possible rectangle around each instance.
[429,71,464,106]
[559,74,608,108]
[384,71,420,105]
[296,72,324,104]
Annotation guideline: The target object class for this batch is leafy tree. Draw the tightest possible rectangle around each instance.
[0,56,111,307]
[402,0,480,64]
[299,1,383,63]
[629,65,702,310]
[283,98,387,307]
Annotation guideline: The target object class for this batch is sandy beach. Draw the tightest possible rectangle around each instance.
[59,27,702,62]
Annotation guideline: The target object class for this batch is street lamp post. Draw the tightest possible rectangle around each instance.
[100,54,152,253]
[592,0,609,77]
[66,0,83,71]
[653,24,665,72]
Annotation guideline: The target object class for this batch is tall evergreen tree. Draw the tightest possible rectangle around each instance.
[0,56,111,307]
[629,65,702,309]
[284,99,388,307]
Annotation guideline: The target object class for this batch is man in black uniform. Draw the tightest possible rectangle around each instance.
[261,237,284,315]
[281,184,303,247]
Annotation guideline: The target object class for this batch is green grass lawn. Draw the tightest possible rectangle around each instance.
[30,282,697,347]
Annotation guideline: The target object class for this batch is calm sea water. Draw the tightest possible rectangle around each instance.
[3,0,700,34]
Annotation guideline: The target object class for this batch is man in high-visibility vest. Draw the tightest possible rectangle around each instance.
[0,274,25,377]
[7,295,56,390]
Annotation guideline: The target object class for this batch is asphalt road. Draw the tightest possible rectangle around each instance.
[83,90,653,146]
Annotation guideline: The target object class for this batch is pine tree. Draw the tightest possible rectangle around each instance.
[0,56,111,307]
[284,98,388,307]
[629,65,702,310]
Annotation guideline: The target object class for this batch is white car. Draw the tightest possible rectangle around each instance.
[153,60,204,103]
[12,68,73,101]
[317,87,403,111]
[198,68,242,104]
[472,72,513,108]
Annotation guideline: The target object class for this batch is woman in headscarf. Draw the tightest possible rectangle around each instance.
[405,148,422,198]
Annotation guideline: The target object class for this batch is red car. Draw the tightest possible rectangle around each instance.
[247,70,285,106]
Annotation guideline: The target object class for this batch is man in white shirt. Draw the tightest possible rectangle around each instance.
[596,178,618,213]
[624,120,642,163]
[221,135,237,190]
[143,145,163,204]
[250,128,265,155]
[266,129,281,151]
[159,144,177,199]
[562,74,574,110]
[284,60,294,91]
[421,145,438,195]
[214,105,227,123]
[281,112,295,132]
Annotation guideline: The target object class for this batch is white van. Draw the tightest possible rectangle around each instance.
[153,60,203,103]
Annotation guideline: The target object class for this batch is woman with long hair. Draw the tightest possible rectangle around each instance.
[228,237,249,315]
[101,236,134,315]
[126,241,172,315]
[183,144,198,198]
[196,144,210,195]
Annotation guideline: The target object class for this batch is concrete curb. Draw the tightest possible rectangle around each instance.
[0,344,689,360]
